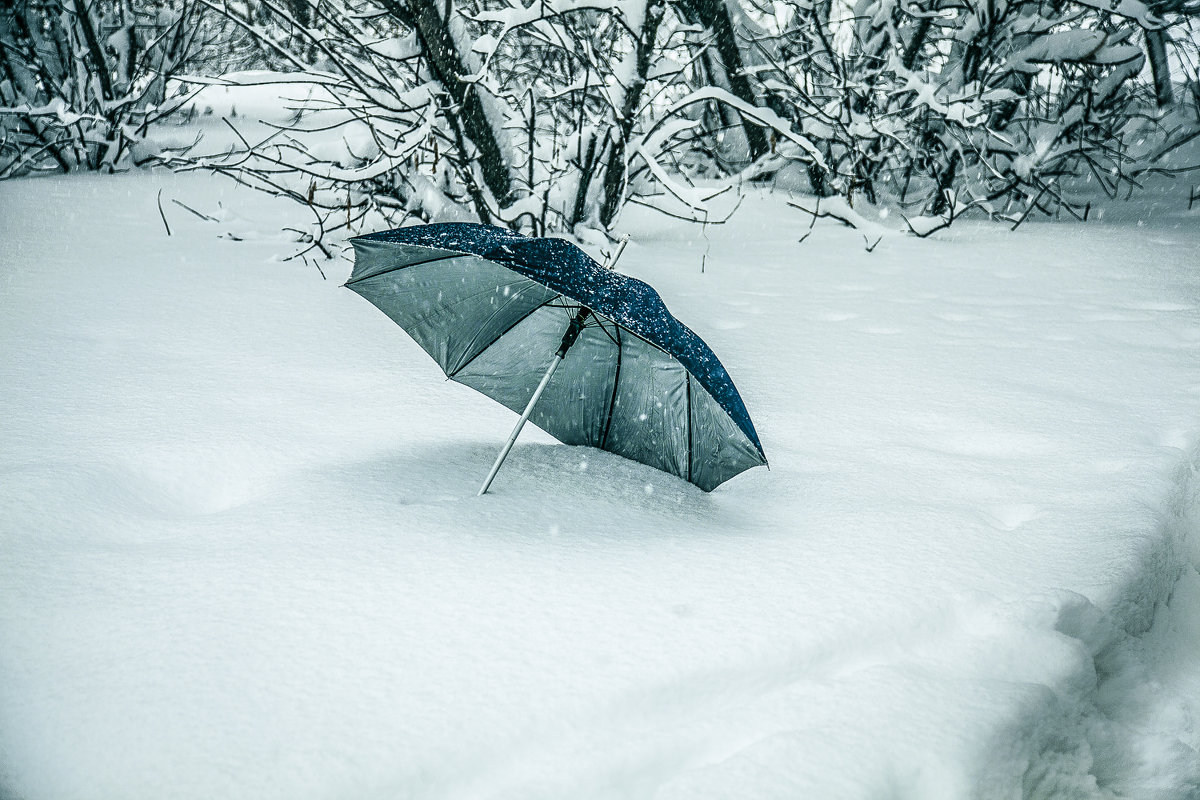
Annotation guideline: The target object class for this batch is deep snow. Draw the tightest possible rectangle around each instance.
[1,164,1199,800]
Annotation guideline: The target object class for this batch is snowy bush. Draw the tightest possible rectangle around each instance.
[0,0,209,176]
[151,0,1199,247]
[723,0,1200,224]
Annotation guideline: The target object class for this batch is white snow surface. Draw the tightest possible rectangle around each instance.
[2,172,1200,800]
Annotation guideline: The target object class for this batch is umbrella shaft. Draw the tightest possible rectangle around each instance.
[477,354,563,496]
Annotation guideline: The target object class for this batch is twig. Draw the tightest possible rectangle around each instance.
[626,193,743,224]
[288,252,328,280]
[1010,182,1053,231]
[157,189,171,236]
[901,213,951,238]
[171,198,219,222]
[1137,128,1200,171]
[797,196,821,243]
[787,198,857,228]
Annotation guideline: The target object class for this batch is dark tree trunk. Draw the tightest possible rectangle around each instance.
[599,0,665,228]
[930,149,960,215]
[902,17,931,70]
[1145,28,1173,108]
[282,0,317,61]
[0,0,75,171]
[568,131,599,228]
[682,0,769,161]
[70,0,115,103]
[389,0,516,209]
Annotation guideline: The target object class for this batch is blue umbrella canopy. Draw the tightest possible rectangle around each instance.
[346,223,766,491]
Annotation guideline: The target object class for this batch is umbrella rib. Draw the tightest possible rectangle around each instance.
[448,294,562,379]
[599,327,623,450]
[448,282,554,374]
[686,374,694,484]
[591,316,621,348]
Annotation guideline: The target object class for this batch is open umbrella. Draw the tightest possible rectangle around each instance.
[345,223,766,493]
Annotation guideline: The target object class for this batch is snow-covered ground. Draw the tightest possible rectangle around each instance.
[2,160,1199,799]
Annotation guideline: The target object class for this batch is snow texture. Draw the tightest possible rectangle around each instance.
[1,171,1199,800]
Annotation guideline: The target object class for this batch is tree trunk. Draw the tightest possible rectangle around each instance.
[683,0,769,161]
[68,0,115,103]
[599,0,665,228]
[930,150,960,215]
[389,0,516,209]
[0,0,76,172]
[1145,28,1173,108]
[568,130,600,229]
[902,17,932,70]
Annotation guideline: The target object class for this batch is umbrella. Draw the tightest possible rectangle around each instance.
[345,222,766,493]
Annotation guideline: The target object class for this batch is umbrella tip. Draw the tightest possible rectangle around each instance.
[604,235,631,270]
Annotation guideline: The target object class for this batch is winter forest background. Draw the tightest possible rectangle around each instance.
[4,1,1200,799]
[2,0,1199,244]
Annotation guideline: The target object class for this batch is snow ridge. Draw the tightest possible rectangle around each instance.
[3,175,1200,800]
[994,444,1200,800]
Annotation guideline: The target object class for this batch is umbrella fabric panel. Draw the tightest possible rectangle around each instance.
[688,381,769,491]
[527,322,622,448]
[600,333,690,482]
[347,238,464,283]
[355,222,528,265]
[354,225,764,461]
[454,306,618,448]
[458,311,697,485]
[348,245,558,377]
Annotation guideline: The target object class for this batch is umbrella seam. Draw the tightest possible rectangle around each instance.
[599,327,622,450]
[448,282,557,375]
[686,374,693,484]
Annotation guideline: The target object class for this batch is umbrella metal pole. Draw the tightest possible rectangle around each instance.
[477,354,562,496]
[478,306,593,496]
[475,235,626,496]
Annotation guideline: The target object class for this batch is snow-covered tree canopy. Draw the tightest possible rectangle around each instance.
[0,0,220,175]
[5,0,1198,233]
